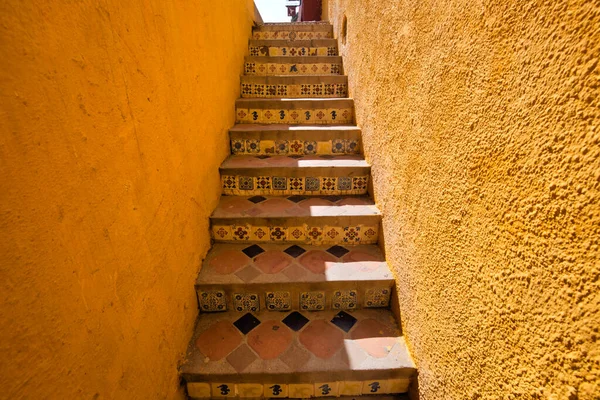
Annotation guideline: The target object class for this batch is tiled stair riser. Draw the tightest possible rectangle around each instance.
[250,46,337,57]
[245,61,342,76]
[231,138,359,155]
[187,379,410,398]
[242,82,347,98]
[221,175,369,196]
[236,107,353,124]
[252,31,333,40]
[197,286,392,312]
[211,224,379,245]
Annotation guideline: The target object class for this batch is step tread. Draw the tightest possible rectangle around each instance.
[220,154,369,170]
[211,195,379,219]
[180,308,415,381]
[197,243,393,286]
[230,124,360,132]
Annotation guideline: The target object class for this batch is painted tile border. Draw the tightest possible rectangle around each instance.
[241,82,347,98]
[244,62,342,76]
[230,138,358,155]
[187,378,410,398]
[211,224,378,246]
[252,31,334,40]
[221,175,369,196]
[236,107,352,124]
[250,46,337,57]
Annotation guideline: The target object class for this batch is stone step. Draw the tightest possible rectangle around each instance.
[236,98,354,125]
[181,308,415,398]
[229,124,360,155]
[210,195,380,246]
[241,75,348,98]
[245,56,343,76]
[219,155,369,196]
[252,23,333,41]
[196,243,394,313]
[249,39,337,57]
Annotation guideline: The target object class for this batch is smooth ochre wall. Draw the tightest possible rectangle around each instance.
[324,1,599,399]
[0,1,254,398]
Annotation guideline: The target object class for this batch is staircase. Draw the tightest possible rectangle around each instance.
[181,22,416,399]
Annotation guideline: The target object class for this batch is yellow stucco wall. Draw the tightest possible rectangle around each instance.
[324,1,599,398]
[0,1,254,398]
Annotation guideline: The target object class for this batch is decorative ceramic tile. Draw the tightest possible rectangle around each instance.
[338,177,352,191]
[353,176,368,190]
[242,244,265,258]
[362,226,378,241]
[306,226,324,243]
[365,288,391,308]
[265,291,291,311]
[338,381,363,396]
[255,176,271,190]
[343,226,361,243]
[303,140,317,154]
[251,226,269,241]
[276,85,287,96]
[233,293,260,312]
[245,62,256,74]
[211,383,236,398]
[187,382,211,398]
[289,177,304,192]
[231,139,245,154]
[222,175,237,190]
[332,139,346,153]
[323,226,343,242]
[212,225,231,240]
[199,290,227,312]
[362,380,389,395]
[274,140,289,154]
[387,379,411,394]
[347,139,359,153]
[269,226,287,241]
[272,177,287,191]
[288,226,306,241]
[332,290,358,310]
[330,310,358,332]
[238,176,254,191]
[314,382,339,397]
[233,313,261,334]
[263,384,288,398]
[245,139,260,153]
[327,46,337,56]
[282,311,310,331]
[238,383,263,398]
[300,291,326,311]
[289,140,304,154]
[321,177,338,192]
[289,384,314,398]
[232,226,250,241]
[305,177,320,191]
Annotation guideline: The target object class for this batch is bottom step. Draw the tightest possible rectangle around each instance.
[181,309,415,399]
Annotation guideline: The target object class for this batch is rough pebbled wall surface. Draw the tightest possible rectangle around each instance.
[324,1,599,399]
[0,1,254,399]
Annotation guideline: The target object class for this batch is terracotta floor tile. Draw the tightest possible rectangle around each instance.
[350,319,398,358]
[279,341,312,370]
[195,321,242,361]
[247,320,293,359]
[258,198,295,214]
[220,196,254,214]
[342,250,382,272]
[254,251,292,274]
[299,197,333,210]
[299,250,337,274]
[226,344,258,372]
[209,250,249,274]
[299,319,344,359]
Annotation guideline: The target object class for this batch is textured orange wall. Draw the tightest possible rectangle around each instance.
[324,0,599,398]
[0,1,254,398]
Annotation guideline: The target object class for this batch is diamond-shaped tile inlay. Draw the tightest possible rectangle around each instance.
[233,293,260,312]
[283,244,306,258]
[365,288,391,307]
[326,245,350,258]
[282,311,310,331]
[248,195,267,204]
[280,342,312,370]
[300,291,326,311]
[330,311,358,332]
[199,290,227,312]
[332,290,358,310]
[287,195,307,203]
[234,312,261,334]
[226,344,258,372]
[242,244,265,258]
[235,265,261,283]
[265,291,292,311]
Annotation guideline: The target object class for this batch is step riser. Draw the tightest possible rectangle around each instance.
[245,61,342,76]
[196,283,394,313]
[211,222,379,246]
[187,379,410,398]
[230,137,359,155]
[236,107,353,124]
[242,81,347,98]
[221,175,369,196]
[250,45,337,57]
[253,31,333,40]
